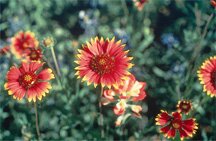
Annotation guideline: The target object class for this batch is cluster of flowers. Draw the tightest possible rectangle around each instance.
[3,31,55,102]
[155,100,198,140]
[102,74,146,126]
[75,37,147,126]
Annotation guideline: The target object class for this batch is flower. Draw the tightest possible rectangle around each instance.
[0,45,10,55]
[197,56,216,97]
[176,100,192,114]
[113,74,147,101]
[4,62,55,102]
[43,36,54,47]
[155,110,198,140]
[161,33,179,48]
[211,0,216,8]
[102,74,147,126]
[11,31,39,59]
[133,0,147,11]
[23,48,42,62]
[75,37,133,88]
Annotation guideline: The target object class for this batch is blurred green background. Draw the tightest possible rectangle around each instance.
[0,0,216,140]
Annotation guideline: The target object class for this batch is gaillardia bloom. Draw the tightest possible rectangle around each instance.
[11,31,39,59]
[197,56,216,97]
[75,37,133,88]
[24,48,42,62]
[177,100,192,114]
[4,62,54,102]
[155,110,198,140]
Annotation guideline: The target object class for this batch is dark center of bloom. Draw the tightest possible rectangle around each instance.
[172,119,181,129]
[182,104,188,110]
[90,54,115,75]
[211,71,216,88]
[29,50,40,60]
[19,72,37,89]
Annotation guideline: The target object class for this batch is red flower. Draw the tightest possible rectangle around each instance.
[211,0,216,8]
[24,48,42,62]
[11,31,39,59]
[177,100,192,115]
[75,37,133,88]
[113,74,147,101]
[113,100,126,115]
[155,110,198,140]
[4,62,55,102]
[197,56,216,97]
[133,0,147,11]
[0,46,10,55]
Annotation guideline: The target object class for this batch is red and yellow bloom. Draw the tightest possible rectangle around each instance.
[11,31,39,59]
[177,100,192,114]
[197,56,216,97]
[75,37,133,88]
[155,110,198,140]
[4,62,54,102]
[102,74,147,126]
[23,48,42,62]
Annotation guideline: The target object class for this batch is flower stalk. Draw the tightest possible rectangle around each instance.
[34,102,40,140]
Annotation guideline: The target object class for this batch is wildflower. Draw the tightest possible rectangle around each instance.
[161,33,179,48]
[114,29,131,49]
[211,0,216,8]
[75,37,133,88]
[197,56,216,97]
[0,45,10,55]
[133,0,147,11]
[43,36,54,48]
[115,115,124,126]
[113,100,127,115]
[11,31,39,59]
[4,62,54,102]
[177,100,192,115]
[114,74,146,101]
[24,48,42,62]
[155,110,198,140]
[103,74,147,126]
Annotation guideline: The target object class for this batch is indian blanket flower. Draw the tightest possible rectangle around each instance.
[102,74,147,126]
[197,56,216,97]
[23,48,43,62]
[133,0,147,11]
[75,37,133,88]
[155,110,198,140]
[177,100,192,114]
[4,61,55,102]
[11,31,39,59]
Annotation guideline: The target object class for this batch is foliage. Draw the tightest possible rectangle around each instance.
[0,0,216,140]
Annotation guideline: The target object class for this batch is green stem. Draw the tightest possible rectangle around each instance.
[34,102,40,140]
[51,46,61,77]
[99,85,105,138]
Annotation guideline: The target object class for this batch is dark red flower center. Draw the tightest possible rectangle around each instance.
[90,54,115,75]
[29,50,41,60]
[19,72,37,88]
[172,119,181,129]
[211,71,216,88]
